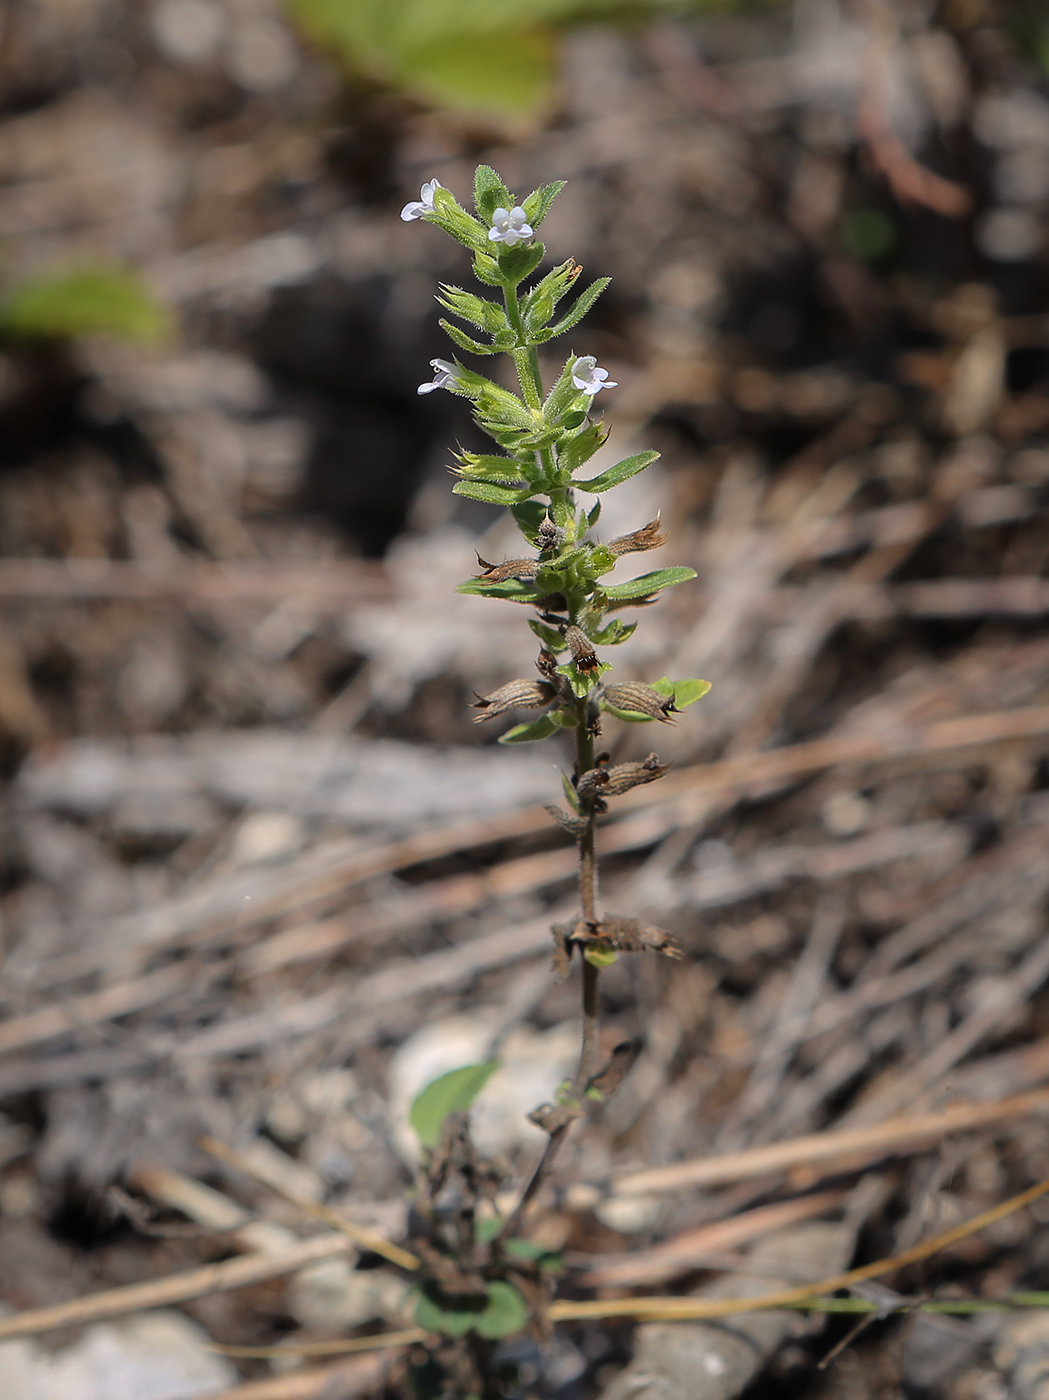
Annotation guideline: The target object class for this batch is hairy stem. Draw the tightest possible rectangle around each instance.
[572,713,601,1092]
[504,284,542,408]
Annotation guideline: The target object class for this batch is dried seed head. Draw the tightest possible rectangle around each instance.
[608,515,669,556]
[565,624,600,673]
[475,555,539,583]
[472,678,556,721]
[566,913,683,959]
[575,765,610,803]
[602,752,670,795]
[602,682,679,722]
[536,648,558,678]
[534,514,563,552]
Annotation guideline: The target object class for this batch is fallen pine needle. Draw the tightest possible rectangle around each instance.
[212,1329,428,1358]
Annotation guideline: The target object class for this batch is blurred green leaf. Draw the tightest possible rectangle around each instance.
[475,1280,529,1338]
[1,266,173,344]
[651,676,711,707]
[409,1061,500,1148]
[498,713,561,743]
[603,567,697,600]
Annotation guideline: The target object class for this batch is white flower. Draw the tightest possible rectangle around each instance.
[571,356,618,396]
[488,206,534,248]
[417,359,459,395]
[400,179,443,222]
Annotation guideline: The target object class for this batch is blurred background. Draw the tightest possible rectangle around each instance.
[3,1,1049,1396]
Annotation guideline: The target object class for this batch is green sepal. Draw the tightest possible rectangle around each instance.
[511,500,550,540]
[521,181,566,230]
[409,1061,500,1149]
[474,165,513,224]
[515,426,565,452]
[456,577,540,601]
[561,770,580,811]
[473,252,504,287]
[424,188,489,253]
[559,423,607,474]
[543,354,585,424]
[498,713,561,743]
[575,450,660,493]
[602,567,698,600]
[521,258,581,330]
[452,479,535,505]
[651,676,712,708]
[602,701,659,724]
[591,619,637,646]
[497,240,545,286]
[588,544,618,576]
[437,285,509,334]
[439,319,501,355]
[560,409,588,430]
[455,451,539,484]
[546,277,611,338]
[528,618,567,651]
[587,500,602,529]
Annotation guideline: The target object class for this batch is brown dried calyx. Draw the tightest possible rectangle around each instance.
[551,913,683,977]
[475,554,538,582]
[564,624,601,673]
[536,648,576,703]
[533,513,564,552]
[576,752,668,804]
[472,678,556,720]
[608,515,669,556]
[602,682,679,723]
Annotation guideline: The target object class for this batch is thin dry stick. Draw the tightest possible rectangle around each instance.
[611,1087,1049,1195]
[551,1171,1049,1322]
[198,1135,418,1272]
[0,1233,353,1342]
[206,1353,387,1400]
[213,1329,428,1358]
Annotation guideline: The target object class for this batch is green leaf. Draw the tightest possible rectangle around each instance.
[496,240,545,286]
[472,252,504,287]
[409,1061,499,1148]
[601,702,659,724]
[587,499,602,529]
[528,618,567,651]
[511,500,550,540]
[451,480,534,505]
[591,619,637,645]
[561,410,588,430]
[651,676,712,708]
[498,713,561,743]
[456,451,538,484]
[575,450,660,493]
[438,284,508,332]
[602,567,698,601]
[545,276,611,338]
[475,1281,529,1339]
[557,659,611,696]
[414,1281,487,1337]
[561,769,580,811]
[456,576,540,601]
[474,164,514,222]
[0,265,173,344]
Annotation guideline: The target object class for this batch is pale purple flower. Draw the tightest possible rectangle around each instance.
[572,356,618,396]
[488,206,533,248]
[400,179,443,222]
[418,359,459,395]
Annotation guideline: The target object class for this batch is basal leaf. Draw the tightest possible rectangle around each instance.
[575,450,659,493]
[413,1281,487,1337]
[475,1280,529,1339]
[409,1061,499,1148]
[602,567,697,600]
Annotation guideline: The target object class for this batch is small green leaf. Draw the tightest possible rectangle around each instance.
[561,410,588,430]
[511,500,550,540]
[603,567,698,600]
[456,452,537,484]
[496,240,545,286]
[584,946,619,968]
[559,423,606,473]
[561,769,580,811]
[575,450,660,493]
[591,619,637,646]
[414,1282,487,1337]
[498,713,561,744]
[651,677,712,708]
[528,618,567,651]
[557,659,611,696]
[451,480,534,505]
[456,576,539,601]
[409,1061,500,1149]
[475,1281,529,1339]
[1,265,173,344]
